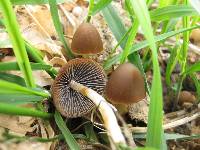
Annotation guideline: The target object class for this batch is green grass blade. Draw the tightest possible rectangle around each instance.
[165,45,180,85]
[25,42,57,78]
[25,41,43,59]
[48,0,74,59]
[102,3,150,94]
[128,0,163,148]
[135,147,157,150]
[54,111,80,150]
[92,0,112,15]
[0,72,26,86]
[128,53,151,95]
[120,20,139,63]
[102,4,127,48]
[0,94,44,105]
[0,80,50,98]
[159,0,176,7]
[103,25,200,70]
[150,5,198,22]
[0,0,35,87]
[10,0,65,5]
[110,27,132,54]
[86,0,94,22]
[0,102,52,119]
[84,122,98,142]
[0,62,52,71]
[184,61,200,75]
[180,0,190,73]
[190,74,200,100]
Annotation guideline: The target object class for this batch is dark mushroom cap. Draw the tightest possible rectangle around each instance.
[52,58,106,118]
[71,23,103,55]
[105,63,146,105]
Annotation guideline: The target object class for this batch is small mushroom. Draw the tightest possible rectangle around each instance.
[190,29,200,47]
[71,23,103,55]
[105,63,148,123]
[178,91,196,105]
[52,58,106,118]
[105,63,146,104]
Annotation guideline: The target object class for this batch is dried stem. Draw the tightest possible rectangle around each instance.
[69,80,126,145]
[130,110,200,133]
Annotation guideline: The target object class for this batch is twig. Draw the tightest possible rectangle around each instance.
[166,38,200,55]
[164,111,200,129]
[130,110,200,133]
[165,110,186,119]
[64,34,73,39]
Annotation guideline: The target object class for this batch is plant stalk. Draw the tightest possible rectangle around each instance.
[0,103,52,119]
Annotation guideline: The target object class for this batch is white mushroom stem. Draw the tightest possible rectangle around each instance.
[70,80,126,144]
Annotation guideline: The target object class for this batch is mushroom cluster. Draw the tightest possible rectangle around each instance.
[51,22,139,145]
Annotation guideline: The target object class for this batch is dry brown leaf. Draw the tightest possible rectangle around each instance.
[30,5,57,38]
[33,70,53,87]
[0,115,35,135]
[1,56,16,62]
[48,57,67,67]
[59,4,77,37]
[16,5,65,60]
[0,141,51,150]
[37,119,55,150]
[76,0,89,7]
[62,1,76,12]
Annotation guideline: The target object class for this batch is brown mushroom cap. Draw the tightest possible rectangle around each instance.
[178,91,196,105]
[190,29,200,46]
[105,63,146,105]
[52,58,106,118]
[71,23,103,55]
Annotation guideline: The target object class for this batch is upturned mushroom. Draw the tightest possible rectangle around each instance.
[105,63,146,104]
[52,58,106,118]
[71,23,103,55]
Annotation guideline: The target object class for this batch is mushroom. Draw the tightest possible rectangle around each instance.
[178,91,196,105]
[52,58,106,118]
[105,63,146,104]
[71,23,103,55]
[105,63,148,123]
[52,58,126,145]
[190,29,200,47]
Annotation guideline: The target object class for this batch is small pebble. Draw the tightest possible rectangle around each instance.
[72,6,83,17]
